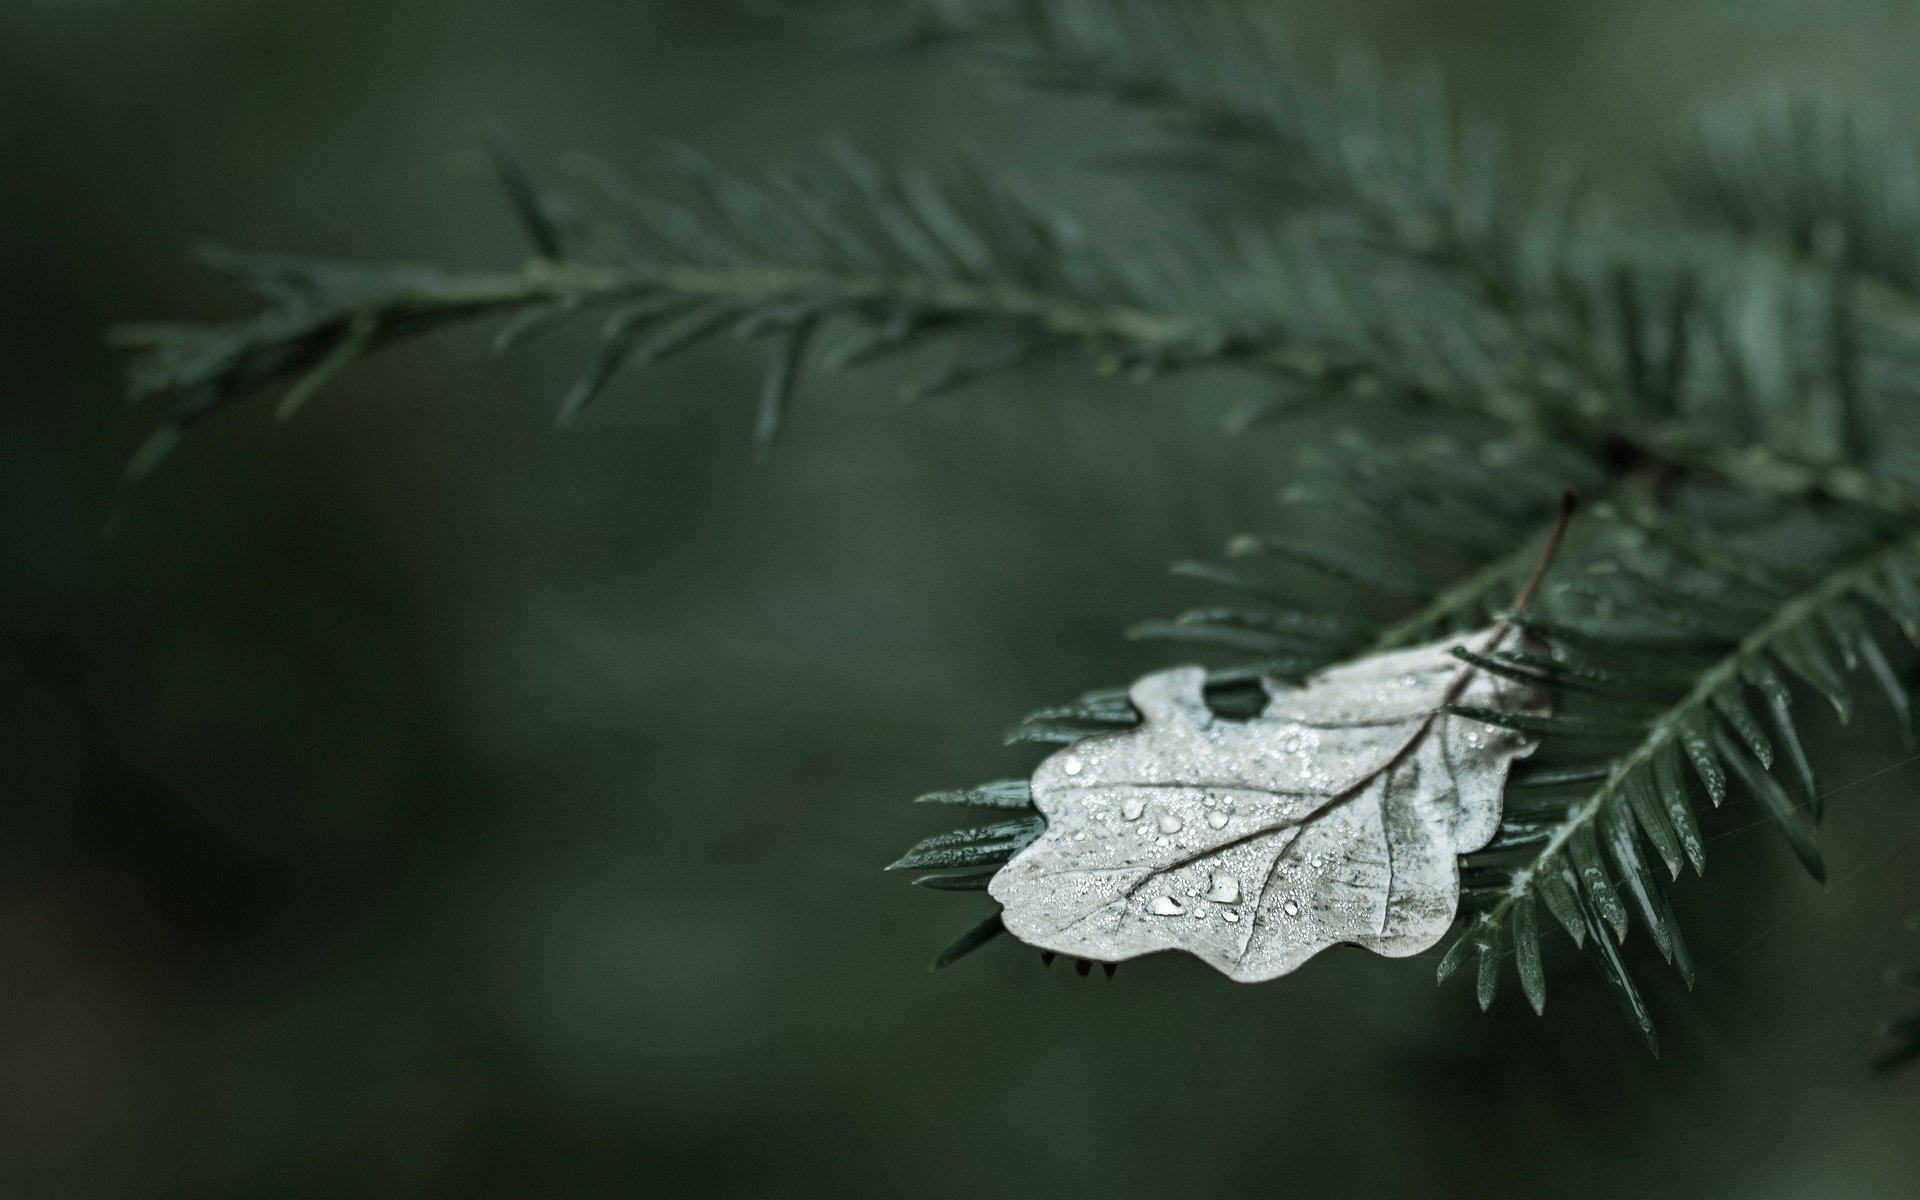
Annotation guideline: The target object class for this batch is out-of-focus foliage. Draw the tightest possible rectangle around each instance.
[1883,913,1920,1071]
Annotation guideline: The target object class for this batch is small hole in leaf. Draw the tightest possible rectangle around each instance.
[1201,678,1268,722]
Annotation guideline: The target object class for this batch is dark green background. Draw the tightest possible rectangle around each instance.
[4,1,1918,1195]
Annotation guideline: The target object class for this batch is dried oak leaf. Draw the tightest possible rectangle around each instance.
[988,630,1546,980]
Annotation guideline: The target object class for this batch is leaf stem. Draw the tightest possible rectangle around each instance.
[1120,495,1580,901]
[1506,489,1580,616]
[135,253,1920,523]
[1370,486,1589,656]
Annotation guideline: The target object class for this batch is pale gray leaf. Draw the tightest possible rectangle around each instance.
[988,629,1546,981]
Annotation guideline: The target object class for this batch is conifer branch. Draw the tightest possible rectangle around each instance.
[1438,515,1920,1045]
[111,0,1920,1055]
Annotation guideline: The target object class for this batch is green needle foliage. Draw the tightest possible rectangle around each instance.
[120,0,1920,1055]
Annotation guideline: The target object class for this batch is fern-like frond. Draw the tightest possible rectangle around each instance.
[908,0,1515,274]
[905,3,1920,517]
[897,470,1920,1020]
[1676,89,1920,296]
[123,174,1920,570]
[1438,502,1920,1050]
[120,7,1920,527]
[115,145,1397,484]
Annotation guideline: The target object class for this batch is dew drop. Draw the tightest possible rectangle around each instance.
[1157,814,1184,835]
[1149,896,1187,917]
[1284,900,1300,917]
[1223,910,1241,924]
[1204,874,1241,904]
[1205,811,1229,830]
[1121,797,1146,821]
[1063,756,1084,776]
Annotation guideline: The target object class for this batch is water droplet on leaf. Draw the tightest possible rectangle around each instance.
[1205,875,1241,904]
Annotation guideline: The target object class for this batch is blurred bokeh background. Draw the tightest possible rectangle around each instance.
[4,1,1919,1196]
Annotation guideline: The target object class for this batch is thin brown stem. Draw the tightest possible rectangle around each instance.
[1121,491,1581,901]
